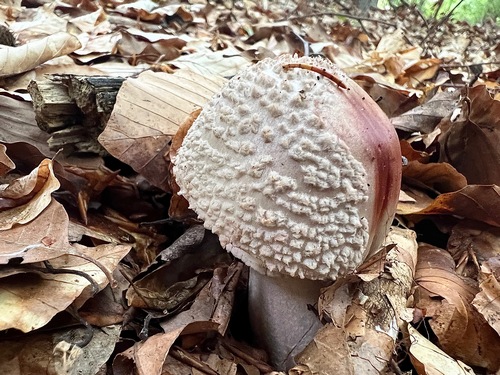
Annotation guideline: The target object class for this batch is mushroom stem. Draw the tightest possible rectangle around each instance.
[248,268,325,370]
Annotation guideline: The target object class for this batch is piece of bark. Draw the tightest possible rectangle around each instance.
[28,74,124,154]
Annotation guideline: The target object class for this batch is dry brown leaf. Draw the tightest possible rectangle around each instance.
[0,325,120,375]
[404,57,442,87]
[397,186,435,216]
[413,244,500,371]
[0,158,59,231]
[414,185,500,227]
[170,48,252,77]
[315,227,417,375]
[472,261,500,336]
[115,264,242,375]
[415,244,477,316]
[447,220,500,262]
[98,69,225,191]
[403,161,467,193]
[0,98,52,157]
[408,325,475,375]
[0,199,69,264]
[0,243,131,332]
[0,32,81,78]
[113,263,242,375]
[438,85,500,185]
[118,30,185,63]
[392,90,460,133]
[352,74,418,117]
[291,325,354,375]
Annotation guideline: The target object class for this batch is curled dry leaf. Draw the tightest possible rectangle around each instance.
[0,199,69,264]
[413,244,500,371]
[308,227,417,375]
[403,161,467,193]
[0,242,131,332]
[0,32,82,78]
[438,85,500,185]
[0,144,15,176]
[400,139,467,194]
[0,158,60,231]
[392,90,460,133]
[413,185,500,227]
[98,69,225,191]
[408,325,475,375]
[447,220,500,266]
[125,228,226,311]
[472,260,500,336]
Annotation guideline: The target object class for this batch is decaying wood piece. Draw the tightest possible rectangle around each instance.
[28,75,124,154]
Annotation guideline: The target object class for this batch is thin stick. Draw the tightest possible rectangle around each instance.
[284,12,397,27]
[283,63,348,89]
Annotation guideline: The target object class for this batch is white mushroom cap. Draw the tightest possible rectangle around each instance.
[173,54,401,280]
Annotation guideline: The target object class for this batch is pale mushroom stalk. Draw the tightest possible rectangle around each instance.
[173,55,402,370]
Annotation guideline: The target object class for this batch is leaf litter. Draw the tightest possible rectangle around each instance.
[0,0,499,374]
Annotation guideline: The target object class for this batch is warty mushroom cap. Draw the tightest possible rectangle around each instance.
[173,54,402,280]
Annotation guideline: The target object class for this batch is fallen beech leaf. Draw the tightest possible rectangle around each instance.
[0,243,131,332]
[413,244,500,371]
[439,85,500,185]
[126,227,225,311]
[98,69,225,191]
[0,325,121,375]
[0,199,69,264]
[115,263,242,375]
[415,244,477,316]
[472,262,500,336]
[118,30,185,63]
[0,32,82,78]
[0,158,60,230]
[403,161,467,193]
[392,90,460,133]
[448,220,500,262]
[0,97,52,157]
[408,325,475,375]
[290,325,354,375]
[414,185,500,227]
[353,74,418,118]
[171,48,252,77]
[397,186,435,216]
[316,227,417,375]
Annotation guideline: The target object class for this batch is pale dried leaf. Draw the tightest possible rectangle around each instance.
[408,325,475,375]
[171,48,251,77]
[98,69,225,191]
[0,243,131,332]
[291,325,354,375]
[0,158,60,231]
[472,269,500,336]
[0,325,120,375]
[0,199,69,264]
[0,32,81,78]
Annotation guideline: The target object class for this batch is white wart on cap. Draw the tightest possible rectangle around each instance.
[173,54,401,280]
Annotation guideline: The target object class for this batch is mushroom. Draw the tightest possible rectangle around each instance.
[172,54,402,370]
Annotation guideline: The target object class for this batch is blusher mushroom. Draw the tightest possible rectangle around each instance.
[173,54,402,369]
